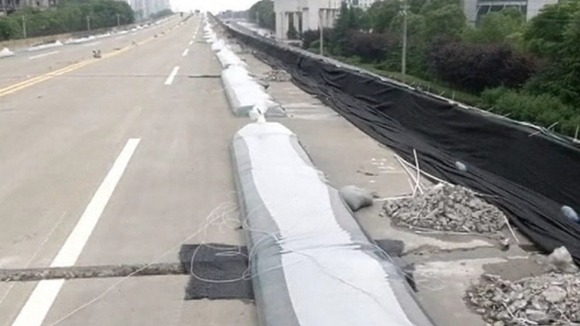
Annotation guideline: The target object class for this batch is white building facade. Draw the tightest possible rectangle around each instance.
[463,0,559,25]
[273,0,379,39]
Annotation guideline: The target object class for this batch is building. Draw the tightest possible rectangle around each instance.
[124,0,170,20]
[274,0,379,40]
[0,0,57,14]
[346,0,378,9]
[463,0,559,25]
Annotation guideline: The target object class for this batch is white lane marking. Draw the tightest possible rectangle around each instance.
[83,41,101,47]
[11,138,141,326]
[182,49,189,57]
[29,51,59,60]
[164,66,180,85]
[188,40,193,45]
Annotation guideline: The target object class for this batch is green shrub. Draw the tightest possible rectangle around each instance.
[482,87,580,136]
[0,18,21,40]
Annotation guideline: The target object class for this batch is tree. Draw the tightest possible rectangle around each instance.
[346,31,393,62]
[419,0,461,15]
[524,0,580,58]
[388,13,428,75]
[462,8,525,44]
[523,0,580,105]
[248,0,275,31]
[427,41,536,93]
[332,3,361,54]
[423,4,465,40]
[367,0,399,33]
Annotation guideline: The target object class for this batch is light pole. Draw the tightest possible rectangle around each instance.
[86,15,91,33]
[116,13,121,28]
[401,0,408,76]
[22,15,27,38]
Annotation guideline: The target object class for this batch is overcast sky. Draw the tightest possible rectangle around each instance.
[170,0,260,13]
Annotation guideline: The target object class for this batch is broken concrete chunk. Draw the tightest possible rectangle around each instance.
[260,69,292,82]
[466,272,580,325]
[548,246,580,274]
[542,286,567,303]
[340,185,373,212]
[383,184,506,233]
[526,309,549,323]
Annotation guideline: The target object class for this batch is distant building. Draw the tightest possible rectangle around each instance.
[345,0,379,9]
[463,0,560,25]
[274,0,339,39]
[0,0,57,14]
[125,0,170,20]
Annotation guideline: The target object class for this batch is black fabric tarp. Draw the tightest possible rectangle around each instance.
[220,21,580,263]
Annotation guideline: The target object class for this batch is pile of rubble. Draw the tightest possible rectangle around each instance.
[383,184,506,233]
[466,272,580,325]
[261,69,292,82]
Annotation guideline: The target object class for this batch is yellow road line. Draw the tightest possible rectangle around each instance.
[0,35,159,98]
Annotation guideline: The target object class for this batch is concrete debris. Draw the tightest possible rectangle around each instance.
[383,184,506,233]
[466,272,580,325]
[549,246,580,274]
[340,185,374,212]
[261,69,292,82]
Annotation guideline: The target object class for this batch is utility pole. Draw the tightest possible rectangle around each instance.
[401,0,408,76]
[22,15,27,38]
[319,8,324,56]
[86,15,91,33]
[320,1,330,56]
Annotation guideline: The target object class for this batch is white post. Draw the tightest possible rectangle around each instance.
[22,15,27,38]
[319,9,323,55]
[401,0,408,76]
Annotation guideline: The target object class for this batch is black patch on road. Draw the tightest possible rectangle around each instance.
[180,244,254,300]
[375,239,405,257]
[375,239,417,292]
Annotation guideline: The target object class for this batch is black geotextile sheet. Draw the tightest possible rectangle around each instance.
[221,22,580,263]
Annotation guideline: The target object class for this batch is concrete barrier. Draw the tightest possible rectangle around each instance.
[232,122,434,326]
[221,66,285,117]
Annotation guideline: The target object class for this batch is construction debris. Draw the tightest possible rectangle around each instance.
[383,184,506,233]
[548,246,580,274]
[466,272,580,325]
[261,69,292,82]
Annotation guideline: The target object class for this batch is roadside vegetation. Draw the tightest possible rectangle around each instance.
[0,0,134,40]
[250,0,580,137]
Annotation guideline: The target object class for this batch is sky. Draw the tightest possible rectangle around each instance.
[170,0,260,13]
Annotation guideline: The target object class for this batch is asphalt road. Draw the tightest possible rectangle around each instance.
[0,15,255,326]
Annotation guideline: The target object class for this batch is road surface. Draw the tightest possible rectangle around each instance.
[0,15,254,326]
